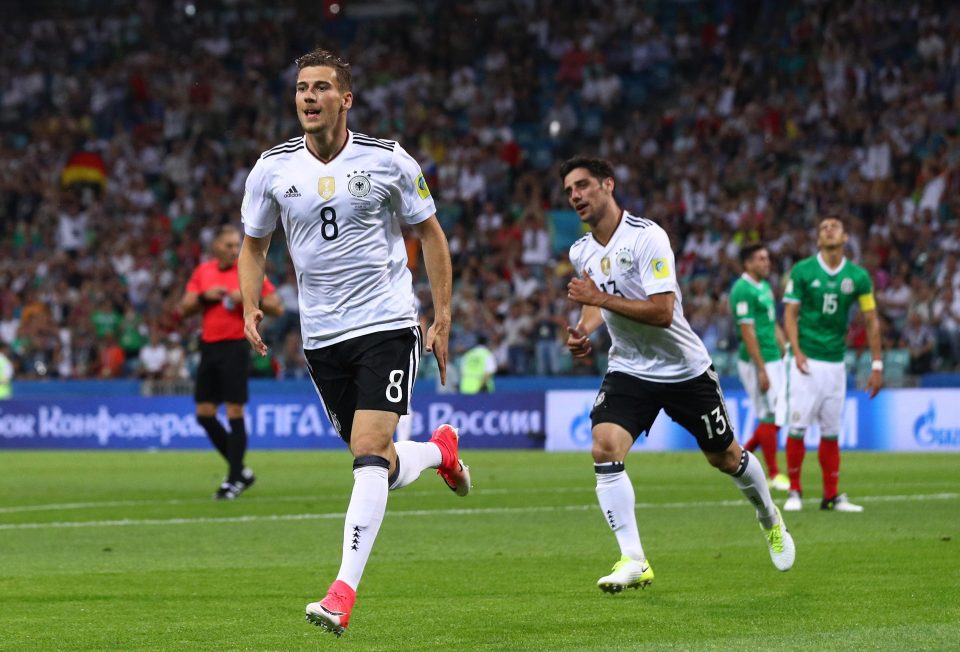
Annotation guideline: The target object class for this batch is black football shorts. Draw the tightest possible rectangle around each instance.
[304,326,422,443]
[194,339,251,405]
[590,367,735,453]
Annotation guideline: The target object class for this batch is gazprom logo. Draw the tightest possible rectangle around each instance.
[913,402,960,447]
[570,406,592,445]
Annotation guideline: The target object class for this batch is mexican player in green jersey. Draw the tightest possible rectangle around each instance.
[782,216,883,513]
[730,244,789,492]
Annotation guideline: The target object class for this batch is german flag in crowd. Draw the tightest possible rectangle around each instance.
[61,151,107,188]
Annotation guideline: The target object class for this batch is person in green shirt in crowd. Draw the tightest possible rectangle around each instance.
[459,334,496,394]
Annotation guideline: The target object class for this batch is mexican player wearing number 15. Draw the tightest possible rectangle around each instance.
[563,157,795,593]
[782,215,882,513]
[236,48,471,637]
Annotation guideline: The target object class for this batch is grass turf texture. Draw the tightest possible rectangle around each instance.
[1,451,958,651]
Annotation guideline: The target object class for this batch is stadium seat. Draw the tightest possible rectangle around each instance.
[883,348,911,386]
[710,350,733,376]
[547,209,585,254]
[844,349,861,374]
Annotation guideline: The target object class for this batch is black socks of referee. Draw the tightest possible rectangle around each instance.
[227,417,248,483]
[197,415,248,483]
[197,416,229,461]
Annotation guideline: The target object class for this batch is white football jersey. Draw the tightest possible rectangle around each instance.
[242,131,436,349]
[569,212,712,382]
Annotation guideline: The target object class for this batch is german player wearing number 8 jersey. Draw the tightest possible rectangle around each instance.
[562,156,794,590]
[237,48,470,636]
[781,215,883,513]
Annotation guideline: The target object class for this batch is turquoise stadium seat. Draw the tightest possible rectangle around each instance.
[710,350,733,376]
[883,348,911,386]
[844,349,861,374]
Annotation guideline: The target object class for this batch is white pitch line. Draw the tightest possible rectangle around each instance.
[0,486,598,514]
[0,493,956,532]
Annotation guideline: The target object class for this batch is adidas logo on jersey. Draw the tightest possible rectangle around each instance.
[283,185,301,198]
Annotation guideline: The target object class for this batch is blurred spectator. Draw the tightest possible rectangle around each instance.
[138,329,168,380]
[877,273,912,334]
[97,333,126,379]
[0,342,12,399]
[933,286,960,368]
[902,313,936,375]
[459,334,496,394]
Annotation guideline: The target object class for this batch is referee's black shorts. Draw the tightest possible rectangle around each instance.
[590,367,735,453]
[194,339,251,405]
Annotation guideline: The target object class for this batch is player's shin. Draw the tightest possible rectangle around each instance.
[758,422,781,476]
[227,417,247,483]
[818,437,840,500]
[335,456,389,590]
[389,441,442,490]
[786,433,806,492]
[197,415,229,461]
[728,450,778,528]
[595,462,645,561]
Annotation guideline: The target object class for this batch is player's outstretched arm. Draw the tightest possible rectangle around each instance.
[238,233,273,356]
[413,216,452,386]
[863,308,884,398]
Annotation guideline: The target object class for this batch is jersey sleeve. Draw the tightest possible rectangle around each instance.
[783,265,804,304]
[637,226,678,296]
[568,238,587,276]
[185,265,204,295]
[855,267,876,311]
[241,158,280,238]
[730,281,754,323]
[390,144,436,225]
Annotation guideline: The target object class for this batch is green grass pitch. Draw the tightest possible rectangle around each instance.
[1,450,958,651]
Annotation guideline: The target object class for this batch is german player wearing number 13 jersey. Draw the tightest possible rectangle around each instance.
[562,157,794,591]
[237,48,470,637]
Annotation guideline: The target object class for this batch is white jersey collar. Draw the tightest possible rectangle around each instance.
[816,252,847,276]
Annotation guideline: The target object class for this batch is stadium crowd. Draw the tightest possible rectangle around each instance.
[0,0,958,385]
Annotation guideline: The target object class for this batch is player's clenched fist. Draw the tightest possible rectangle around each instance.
[566,326,593,358]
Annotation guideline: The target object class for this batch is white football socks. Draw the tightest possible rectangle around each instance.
[730,450,779,529]
[595,462,646,561]
[389,441,443,491]
[336,464,388,590]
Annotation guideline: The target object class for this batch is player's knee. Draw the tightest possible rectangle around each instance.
[351,436,393,461]
[225,403,245,419]
[591,441,620,463]
[707,449,741,474]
